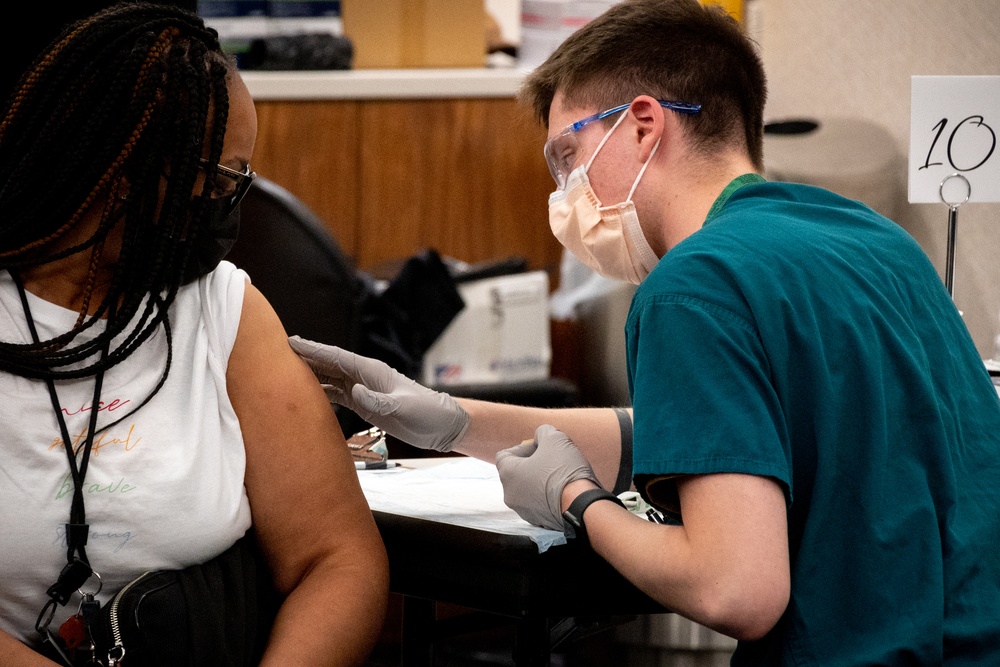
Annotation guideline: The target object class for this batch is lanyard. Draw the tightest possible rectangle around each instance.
[12,274,109,634]
[703,172,767,225]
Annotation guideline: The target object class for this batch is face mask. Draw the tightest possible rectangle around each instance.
[548,112,660,285]
[180,197,240,284]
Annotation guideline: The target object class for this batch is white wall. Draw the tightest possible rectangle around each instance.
[755,0,1000,357]
[496,0,1000,354]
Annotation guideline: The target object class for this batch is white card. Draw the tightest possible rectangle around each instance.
[909,76,1000,204]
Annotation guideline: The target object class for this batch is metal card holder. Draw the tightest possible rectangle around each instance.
[939,172,972,299]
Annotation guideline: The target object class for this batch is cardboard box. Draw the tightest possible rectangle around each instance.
[423,271,551,386]
[341,0,485,69]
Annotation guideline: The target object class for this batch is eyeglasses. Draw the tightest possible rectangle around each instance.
[198,158,256,215]
[542,99,702,190]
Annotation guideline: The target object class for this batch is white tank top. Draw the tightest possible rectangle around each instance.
[0,261,252,646]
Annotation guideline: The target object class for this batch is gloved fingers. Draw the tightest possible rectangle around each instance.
[288,335,341,368]
[527,511,565,532]
[287,334,321,355]
[289,337,353,385]
[495,441,538,465]
[533,424,600,487]
[321,383,356,410]
[289,335,389,387]
[505,499,563,531]
[533,423,570,446]
[349,383,400,422]
[534,424,587,459]
[334,348,410,395]
[496,444,537,492]
[499,480,564,531]
[535,423,559,437]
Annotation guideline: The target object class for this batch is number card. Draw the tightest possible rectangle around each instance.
[909,76,999,204]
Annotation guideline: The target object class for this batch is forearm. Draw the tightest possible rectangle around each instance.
[259,549,389,666]
[581,498,707,621]
[565,474,790,641]
[454,400,629,490]
[0,631,58,666]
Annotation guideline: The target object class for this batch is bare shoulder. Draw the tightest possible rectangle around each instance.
[226,282,333,412]
[228,282,298,380]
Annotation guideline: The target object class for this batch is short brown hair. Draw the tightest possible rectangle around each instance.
[521,0,767,170]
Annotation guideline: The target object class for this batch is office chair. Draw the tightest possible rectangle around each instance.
[227,176,364,354]
[228,177,374,436]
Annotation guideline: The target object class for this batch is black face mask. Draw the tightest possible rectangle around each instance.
[180,197,240,284]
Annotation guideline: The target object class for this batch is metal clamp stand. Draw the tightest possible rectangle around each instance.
[939,173,972,299]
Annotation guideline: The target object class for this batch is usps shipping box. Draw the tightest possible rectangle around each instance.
[423,271,551,386]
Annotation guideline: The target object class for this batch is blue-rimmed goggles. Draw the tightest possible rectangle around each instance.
[543,99,701,190]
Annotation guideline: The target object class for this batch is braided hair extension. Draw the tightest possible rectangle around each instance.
[0,2,234,410]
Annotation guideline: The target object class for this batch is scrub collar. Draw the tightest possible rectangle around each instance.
[703,173,767,225]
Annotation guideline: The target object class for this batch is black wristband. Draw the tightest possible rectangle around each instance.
[562,488,625,542]
[612,408,633,495]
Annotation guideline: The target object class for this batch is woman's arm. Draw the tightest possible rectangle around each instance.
[227,284,389,666]
[0,631,59,666]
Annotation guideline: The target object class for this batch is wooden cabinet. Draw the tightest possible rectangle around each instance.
[250,96,563,280]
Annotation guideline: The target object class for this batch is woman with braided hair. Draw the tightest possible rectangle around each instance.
[0,3,388,665]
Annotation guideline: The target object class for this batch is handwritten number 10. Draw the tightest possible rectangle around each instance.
[919,115,996,172]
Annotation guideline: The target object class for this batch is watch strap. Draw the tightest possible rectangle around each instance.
[562,488,625,541]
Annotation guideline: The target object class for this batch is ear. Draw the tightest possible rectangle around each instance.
[627,95,666,163]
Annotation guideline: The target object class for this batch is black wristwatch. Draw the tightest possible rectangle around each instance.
[562,488,626,542]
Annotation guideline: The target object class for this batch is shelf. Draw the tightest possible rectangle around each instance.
[242,67,529,101]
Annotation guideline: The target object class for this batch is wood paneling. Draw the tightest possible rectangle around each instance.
[251,100,361,256]
[250,97,562,281]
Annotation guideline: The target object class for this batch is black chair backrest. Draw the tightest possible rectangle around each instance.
[227,177,363,353]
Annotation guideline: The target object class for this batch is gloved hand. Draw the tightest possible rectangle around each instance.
[288,336,470,452]
[495,424,601,531]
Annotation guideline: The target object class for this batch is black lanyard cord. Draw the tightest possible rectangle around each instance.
[13,274,111,561]
[11,273,113,632]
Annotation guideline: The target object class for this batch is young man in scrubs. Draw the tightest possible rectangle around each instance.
[291,0,1000,663]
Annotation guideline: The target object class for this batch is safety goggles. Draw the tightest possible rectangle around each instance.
[543,99,702,190]
[198,158,256,215]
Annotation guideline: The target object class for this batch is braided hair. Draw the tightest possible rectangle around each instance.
[0,2,234,398]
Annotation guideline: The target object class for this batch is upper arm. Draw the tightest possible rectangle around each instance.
[585,470,788,641]
[225,282,385,593]
[675,472,790,638]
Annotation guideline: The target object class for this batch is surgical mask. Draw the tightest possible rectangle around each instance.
[547,112,660,285]
[180,197,240,284]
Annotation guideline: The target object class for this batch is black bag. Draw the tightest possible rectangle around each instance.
[52,532,280,667]
[357,248,465,381]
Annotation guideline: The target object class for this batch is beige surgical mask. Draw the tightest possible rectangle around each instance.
[547,112,660,285]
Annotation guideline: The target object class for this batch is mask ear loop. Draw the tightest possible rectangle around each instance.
[627,139,660,203]
[584,110,630,173]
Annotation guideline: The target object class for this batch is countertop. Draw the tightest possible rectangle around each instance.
[242,66,529,101]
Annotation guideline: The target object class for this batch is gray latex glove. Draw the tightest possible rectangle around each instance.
[495,424,601,531]
[288,336,470,452]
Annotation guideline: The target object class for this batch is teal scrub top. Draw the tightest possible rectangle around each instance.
[627,177,1000,665]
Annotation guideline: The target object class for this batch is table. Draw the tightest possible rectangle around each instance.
[359,459,668,666]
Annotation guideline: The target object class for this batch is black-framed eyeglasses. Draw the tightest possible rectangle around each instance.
[198,158,256,214]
